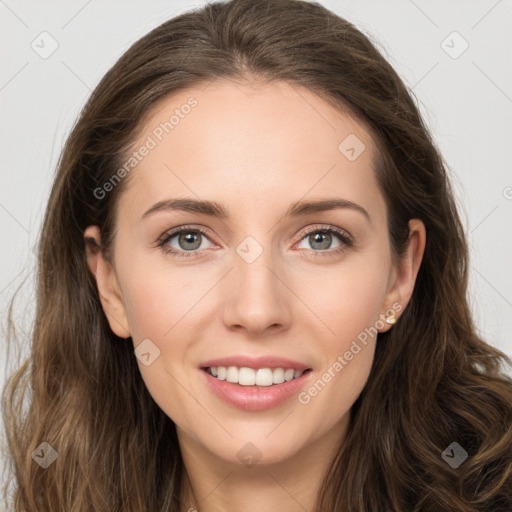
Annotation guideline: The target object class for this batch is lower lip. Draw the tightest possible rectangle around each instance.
[201,369,312,411]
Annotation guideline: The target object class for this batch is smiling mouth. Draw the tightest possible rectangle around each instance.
[203,366,312,387]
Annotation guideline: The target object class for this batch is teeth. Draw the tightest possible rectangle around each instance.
[272,368,284,384]
[255,368,273,386]
[207,366,306,386]
[285,369,295,381]
[239,367,256,385]
[226,366,238,383]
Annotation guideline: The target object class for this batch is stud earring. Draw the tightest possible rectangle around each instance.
[385,311,397,325]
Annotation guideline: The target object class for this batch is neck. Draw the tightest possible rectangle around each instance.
[178,415,350,512]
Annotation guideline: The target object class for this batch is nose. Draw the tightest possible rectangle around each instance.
[221,244,292,337]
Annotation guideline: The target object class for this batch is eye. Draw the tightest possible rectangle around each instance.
[157,225,214,258]
[295,225,354,257]
[157,223,354,259]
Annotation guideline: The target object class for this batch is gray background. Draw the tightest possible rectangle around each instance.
[1,0,511,431]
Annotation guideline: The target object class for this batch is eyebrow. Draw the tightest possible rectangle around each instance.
[141,197,371,223]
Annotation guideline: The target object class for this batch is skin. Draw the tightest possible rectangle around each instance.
[85,79,426,512]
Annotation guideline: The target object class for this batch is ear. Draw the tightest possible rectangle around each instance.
[378,219,426,333]
[84,226,131,339]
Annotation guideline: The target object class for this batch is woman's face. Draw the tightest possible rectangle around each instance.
[86,79,423,468]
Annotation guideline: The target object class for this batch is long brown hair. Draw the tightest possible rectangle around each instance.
[3,0,512,510]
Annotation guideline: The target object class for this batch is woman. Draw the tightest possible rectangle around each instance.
[3,0,512,510]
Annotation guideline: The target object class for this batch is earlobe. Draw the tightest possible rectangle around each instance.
[378,219,426,332]
[84,226,131,339]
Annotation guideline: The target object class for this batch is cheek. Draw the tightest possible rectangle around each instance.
[117,258,211,388]
[119,256,208,340]
[298,341,375,433]
[117,263,202,424]
[297,283,380,428]
[299,253,390,338]
[295,254,388,413]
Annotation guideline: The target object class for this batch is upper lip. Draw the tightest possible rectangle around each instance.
[200,355,311,371]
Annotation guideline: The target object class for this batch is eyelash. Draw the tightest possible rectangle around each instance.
[157,224,354,259]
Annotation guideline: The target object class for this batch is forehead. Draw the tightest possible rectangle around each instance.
[119,79,383,222]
